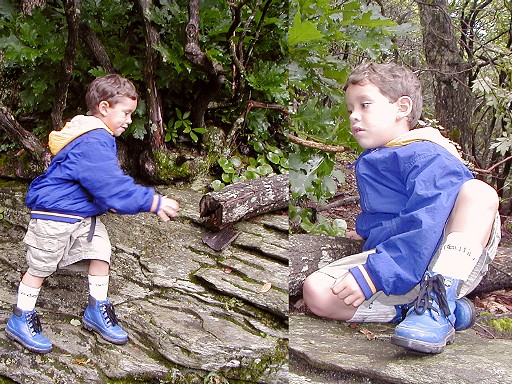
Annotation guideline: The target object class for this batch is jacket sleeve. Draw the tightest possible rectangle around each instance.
[349,151,473,298]
[73,131,155,214]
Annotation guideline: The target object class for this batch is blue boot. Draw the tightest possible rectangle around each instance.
[389,304,410,324]
[454,297,476,331]
[5,306,52,353]
[391,272,458,354]
[82,296,128,345]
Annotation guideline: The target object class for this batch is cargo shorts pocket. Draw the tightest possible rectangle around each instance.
[23,220,75,273]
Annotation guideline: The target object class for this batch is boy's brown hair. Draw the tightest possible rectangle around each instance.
[86,74,138,114]
[344,62,423,128]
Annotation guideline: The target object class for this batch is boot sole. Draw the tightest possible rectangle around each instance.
[5,329,52,354]
[391,328,455,354]
[82,319,128,345]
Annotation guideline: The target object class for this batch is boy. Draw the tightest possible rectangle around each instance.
[5,74,180,353]
[302,62,500,354]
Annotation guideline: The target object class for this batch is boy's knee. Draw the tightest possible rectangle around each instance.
[302,272,332,317]
[460,179,499,211]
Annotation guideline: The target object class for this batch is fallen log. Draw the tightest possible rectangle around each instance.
[289,234,364,298]
[289,234,512,298]
[199,173,289,230]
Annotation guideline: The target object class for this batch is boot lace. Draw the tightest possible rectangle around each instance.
[26,311,43,335]
[101,302,119,327]
[413,274,451,318]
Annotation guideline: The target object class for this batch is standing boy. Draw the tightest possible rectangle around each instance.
[6,74,180,353]
[302,62,500,354]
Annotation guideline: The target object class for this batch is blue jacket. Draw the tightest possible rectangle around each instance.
[26,115,155,223]
[348,129,474,299]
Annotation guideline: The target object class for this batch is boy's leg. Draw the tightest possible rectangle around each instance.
[7,274,51,354]
[303,271,358,321]
[431,179,501,296]
[80,219,128,345]
[392,179,500,354]
[88,259,110,301]
[303,250,413,322]
[4,218,77,354]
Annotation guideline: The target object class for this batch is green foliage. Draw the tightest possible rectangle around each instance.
[0,0,289,159]
[287,0,403,234]
[165,108,206,144]
[211,150,285,191]
[473,74,512,156]
[488,317,512,332]
[289,205,347,236]
[0,207,4,220]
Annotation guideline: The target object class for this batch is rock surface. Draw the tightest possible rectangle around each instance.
[0,182,288,383]
[290,313,512,384]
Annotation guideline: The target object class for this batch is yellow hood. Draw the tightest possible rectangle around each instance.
[49,115,113,156]
[385,127,462,161]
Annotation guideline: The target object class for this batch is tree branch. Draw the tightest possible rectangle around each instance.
[184,0,226,128]
[79,22,115,73]
[136,0,165,149]
[288,134,350,153]
[0,106,51,167]
[50,0,81,130]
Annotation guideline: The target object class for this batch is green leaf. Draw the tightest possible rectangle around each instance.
[222,173,233,183]
[218,157,229,168]
[230,156,242,168]
[252,141,264,153]
[257,164,274,175]
[288,10,324,46]
[267,152,281,164]
[245,170,259,180]
[211,180,224,191]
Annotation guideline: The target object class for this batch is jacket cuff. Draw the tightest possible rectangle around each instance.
[349,265,377,300]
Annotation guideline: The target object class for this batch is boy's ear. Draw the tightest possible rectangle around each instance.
[396,96,413,119]
[98,100,109,116]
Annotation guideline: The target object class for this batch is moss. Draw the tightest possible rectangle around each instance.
[153,151,210,182]
[488,317,512,332]
[0,151,45,179]
[221,339,289,383]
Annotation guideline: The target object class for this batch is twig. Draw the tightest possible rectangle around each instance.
[471,155,512,175]
[288,134,350,153]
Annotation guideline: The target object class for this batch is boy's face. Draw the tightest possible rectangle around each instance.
[345,82,409,149]
[97,96,137,137]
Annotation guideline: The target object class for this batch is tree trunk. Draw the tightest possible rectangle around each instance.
[50,0,81,130]
[289,234,364,298]
[185,0,226,128]
[0,107,51,168]
[79,22,115,73]
[199,174,289,230]
[418,0,474,155]
[137,0,165,150]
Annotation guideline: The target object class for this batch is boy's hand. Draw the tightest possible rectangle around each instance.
[153,195,180,222]
[331,273,365,307]
[346,230,364,241]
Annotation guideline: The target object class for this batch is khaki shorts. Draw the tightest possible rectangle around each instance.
[316,212,501,306]
[23,217,111,278]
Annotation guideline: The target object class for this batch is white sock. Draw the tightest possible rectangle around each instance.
[16,282,40,311]
[431,232,484,281]
[349,300,398,323]
[88,275,109,301]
